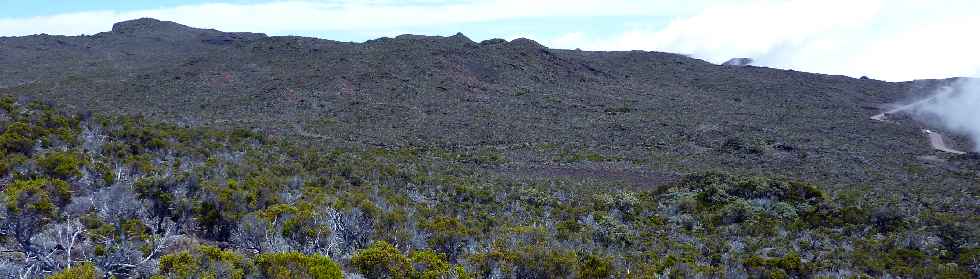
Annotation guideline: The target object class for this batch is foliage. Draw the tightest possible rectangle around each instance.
[254,252,343,279]
[157,245,248,279]
[4,178,71,218]
[577,254,614,279]
[0,122,36,154]
[0,100,975,278]
[351,240,413,278]
[37,151,83,179]
[351,240,466,279]
[47,263,99,279]
[422,216,470,261]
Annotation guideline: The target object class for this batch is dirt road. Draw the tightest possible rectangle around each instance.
[871,92,967,155]
[869,92,949,121]
[925,130,966,155]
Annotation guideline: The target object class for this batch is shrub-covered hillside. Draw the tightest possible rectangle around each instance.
[0,99,977,278]
[2,18,975,197]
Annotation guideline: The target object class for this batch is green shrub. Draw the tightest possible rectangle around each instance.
[744,252,808,278]
[411,249,455,279]
[681,172,827,206]
[158,251,198,279]
[714,199,755,225]
[92,161,116,185]
[254,252,342,279]
[423,216,470,261]
[515,247,577,278]
[4,178,71,218]
[258,202,330,248]
[577,254,614,279]
[839,206,870,225]
[158,245,248,279]
[0,96,14,113]
[351,240,470,279]
[556,219,582,240]
[351,240,413,278]
[38,151,83,178]
[0,152,27,175]
[47,263,99,279]
[471,148,507,165]
[869,207,908,233]
[0,122,35,154]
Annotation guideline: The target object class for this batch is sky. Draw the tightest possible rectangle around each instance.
[1,0,978,81]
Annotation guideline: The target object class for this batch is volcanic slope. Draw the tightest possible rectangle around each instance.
[1,18,976,194]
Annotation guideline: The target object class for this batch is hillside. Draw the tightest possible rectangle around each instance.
[0,18,977,278]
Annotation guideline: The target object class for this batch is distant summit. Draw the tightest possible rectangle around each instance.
[109,18,266,44]
[111,18,194,34]
[722,57,754,66]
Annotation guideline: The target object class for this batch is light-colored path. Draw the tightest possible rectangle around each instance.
[925,131,966,155]
[869,92,947,121]
[870,92,967,155]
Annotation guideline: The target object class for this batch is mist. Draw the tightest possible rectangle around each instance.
[914,78,980,152]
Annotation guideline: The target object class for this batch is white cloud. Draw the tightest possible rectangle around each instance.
[914,77,980,151]
[547,32,587,48]
[557,0,980,81]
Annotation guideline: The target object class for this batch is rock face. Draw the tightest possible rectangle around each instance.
[0,18,968,190]
[722,57,754,66]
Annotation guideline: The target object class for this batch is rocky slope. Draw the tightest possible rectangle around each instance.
[0,18,975,192]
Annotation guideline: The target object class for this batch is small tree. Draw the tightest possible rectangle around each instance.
[2,178,71,255]
[351,240,413,278]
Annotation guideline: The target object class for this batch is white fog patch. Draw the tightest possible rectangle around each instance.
[914,78,980,151]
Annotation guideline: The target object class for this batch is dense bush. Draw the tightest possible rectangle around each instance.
[351,241,414,278]
[157,245,248,279]
[0,122,36,154]
[577,254,614,279]
[254,252,343,279]
[351,240,468,279]
[37,151,83,179]
[47,263,99,279]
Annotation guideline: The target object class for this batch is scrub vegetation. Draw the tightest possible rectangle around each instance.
[0,99,975,278]
[0,18,978,278]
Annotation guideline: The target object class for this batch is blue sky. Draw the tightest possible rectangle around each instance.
[0,1,678,43]
[1,0,978,81]
[0,0,263,17]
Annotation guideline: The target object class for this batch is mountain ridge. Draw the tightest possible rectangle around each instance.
[0,18,974,191]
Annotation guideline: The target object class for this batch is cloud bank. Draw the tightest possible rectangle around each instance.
[550,0,980,81]
[914,78,980,152]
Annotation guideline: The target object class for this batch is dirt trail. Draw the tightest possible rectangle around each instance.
[925,131,966,155]
[869,93,945,121]
[871,93,967,155]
